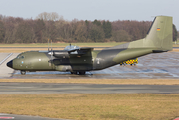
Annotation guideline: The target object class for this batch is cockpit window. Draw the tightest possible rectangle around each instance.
[64,44,79,50]
[17,55,25,59]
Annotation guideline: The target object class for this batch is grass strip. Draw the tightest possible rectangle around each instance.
[0,94,179,120]
[1,79,179,85]
[0,47,103,53]
[0,42,178,47]
[0,42,124,47]
[0,48,179,53]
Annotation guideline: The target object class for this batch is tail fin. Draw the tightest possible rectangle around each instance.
[127,16,173,51]
[144,16,173,50]
[108,16,173,51]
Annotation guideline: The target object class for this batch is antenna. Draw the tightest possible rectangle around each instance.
[47,39,53,66]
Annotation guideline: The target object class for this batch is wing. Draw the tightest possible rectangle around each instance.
[48,47,94,58]
[68,47,94,55]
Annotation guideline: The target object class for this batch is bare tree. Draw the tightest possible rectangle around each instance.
[74,21,87,42]
[36,12,61,21]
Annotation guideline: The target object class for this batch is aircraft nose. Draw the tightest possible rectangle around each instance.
[7,60,13,68]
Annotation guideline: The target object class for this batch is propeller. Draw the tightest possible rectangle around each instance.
[50,40,53,60]
[48,40,53,65]
[48,39,49,51]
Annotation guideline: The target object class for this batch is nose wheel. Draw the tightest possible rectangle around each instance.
[21,70,26,75]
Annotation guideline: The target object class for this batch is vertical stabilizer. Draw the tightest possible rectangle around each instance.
[107,16,173,51]
[143,16,173,50]
[127,16,173,51]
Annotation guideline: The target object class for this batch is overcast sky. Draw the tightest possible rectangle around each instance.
[0,0,178,30]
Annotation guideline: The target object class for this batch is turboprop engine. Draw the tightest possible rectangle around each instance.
[53,51,70,58]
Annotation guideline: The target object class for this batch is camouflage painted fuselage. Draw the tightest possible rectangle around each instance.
[10,47,156,72]
[7,16,173,74]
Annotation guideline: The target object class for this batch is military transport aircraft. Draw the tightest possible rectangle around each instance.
[7,16,173,75]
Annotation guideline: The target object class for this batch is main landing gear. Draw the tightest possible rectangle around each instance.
[20,70,86,75]
[71,71,86,75]
[21,70,26,75]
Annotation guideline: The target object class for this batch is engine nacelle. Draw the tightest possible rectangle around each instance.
[53,51,70,58]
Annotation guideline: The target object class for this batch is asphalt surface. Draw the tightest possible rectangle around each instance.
[0,53,18,78]
[1,52,179,79]
[0,113,64,120]
[1,51,179,120]
[0,82,179,94]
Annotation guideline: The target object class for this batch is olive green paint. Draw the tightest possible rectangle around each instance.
[7,16,173,75]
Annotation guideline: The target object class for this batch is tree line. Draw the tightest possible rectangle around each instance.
[0,12,178,43]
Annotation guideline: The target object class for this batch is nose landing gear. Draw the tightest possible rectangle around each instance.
[71,71,86,75]
[21,70,26,75]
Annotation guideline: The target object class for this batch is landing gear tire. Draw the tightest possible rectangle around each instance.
[21,70,26,75]
[71,71,77,74]
[79,71,86,75]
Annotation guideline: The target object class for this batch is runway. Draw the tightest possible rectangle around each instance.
[0,82,179,94]
[1,52,179,120]
[1,52,179,79]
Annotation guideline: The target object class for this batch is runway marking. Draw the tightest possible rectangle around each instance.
[0,117,14,119]
[0,53,13,65]
[0,113,15,120]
